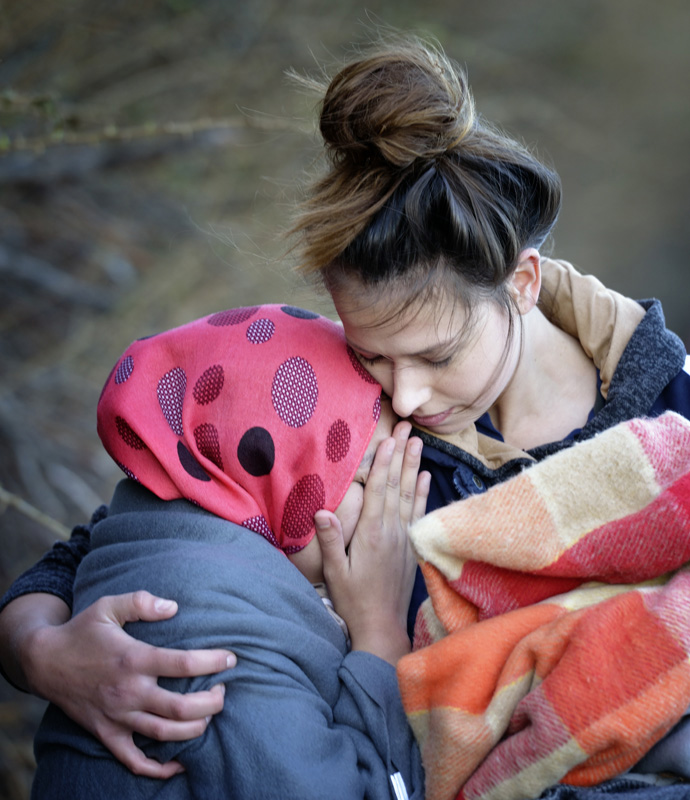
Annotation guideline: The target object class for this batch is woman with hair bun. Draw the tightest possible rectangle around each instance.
[289,37,690,800]
[2,35,690,798]
[291,34,687,518]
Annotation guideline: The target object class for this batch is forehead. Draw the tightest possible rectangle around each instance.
[334,288,465,355]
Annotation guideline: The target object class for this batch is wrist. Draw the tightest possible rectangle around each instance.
[19,620,59,698]
[350,621,411,666]
[0,594,70,695]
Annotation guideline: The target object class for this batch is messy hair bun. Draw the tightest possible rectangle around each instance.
[319,44,474,169]
[291,36,561,304]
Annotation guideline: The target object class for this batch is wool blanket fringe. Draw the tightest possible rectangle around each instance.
[397,412,690,800]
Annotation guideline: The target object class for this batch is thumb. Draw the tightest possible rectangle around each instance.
[97,591,179,627]
[313,511,346,575]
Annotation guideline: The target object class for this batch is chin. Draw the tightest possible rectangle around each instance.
[426,418,470,436]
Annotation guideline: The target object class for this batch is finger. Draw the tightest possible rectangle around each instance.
[411,470,431,526]
[398,436,424,528]
[392,419,413,440]
[358,437,396,525]
[106,732,185,779]
[387,421,412,491]
[129,709,215,743]
[137,644,236,680]
[314,511,347,579]
[381,422,413,519]
[95,594,236,678]
[98,591,179,626]
[142,682,226,722]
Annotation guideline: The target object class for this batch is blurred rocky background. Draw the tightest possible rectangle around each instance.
[1,0,688,796]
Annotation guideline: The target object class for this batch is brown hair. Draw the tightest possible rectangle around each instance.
[290,36,562,314]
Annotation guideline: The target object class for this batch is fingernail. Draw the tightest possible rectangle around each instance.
[410,438,422,455]
[315,517,330,530]
[205,715,211,724]
[219,683,226,696]
[154,598,176,612]
[226,654,236,668]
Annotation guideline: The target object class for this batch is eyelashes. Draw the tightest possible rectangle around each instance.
[428,355,453,369]
[357,353,453,369]
[357,354,382,366]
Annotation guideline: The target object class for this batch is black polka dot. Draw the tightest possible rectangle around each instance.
[237,427,275,477]
[280,306,319,320]
[178,441,211,481]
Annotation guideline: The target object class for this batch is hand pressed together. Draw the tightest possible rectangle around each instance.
[314,421,430,665]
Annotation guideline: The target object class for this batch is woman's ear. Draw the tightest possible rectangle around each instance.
[509,248,541,314]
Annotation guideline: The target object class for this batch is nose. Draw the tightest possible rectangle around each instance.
[390,367,432,419]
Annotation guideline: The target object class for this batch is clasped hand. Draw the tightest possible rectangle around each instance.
[314,421,430,665]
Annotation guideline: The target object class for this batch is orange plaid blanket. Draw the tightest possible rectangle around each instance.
[398,412,690,800]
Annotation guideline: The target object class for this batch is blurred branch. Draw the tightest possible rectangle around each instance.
[0,89,62,120]
[0,114,303,154]
[0,484,70,540]
[0,244,113,309]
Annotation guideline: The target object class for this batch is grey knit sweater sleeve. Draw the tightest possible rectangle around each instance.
[0,506,104,615]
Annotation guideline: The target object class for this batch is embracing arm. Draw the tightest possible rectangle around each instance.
[0,512,234,779]
[0,508,98,690]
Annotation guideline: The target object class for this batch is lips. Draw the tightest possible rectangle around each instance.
[411,408,453,427]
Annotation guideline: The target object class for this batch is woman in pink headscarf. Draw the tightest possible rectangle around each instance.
[30,304,428,800]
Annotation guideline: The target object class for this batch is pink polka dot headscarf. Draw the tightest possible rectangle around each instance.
[97,305,383,553]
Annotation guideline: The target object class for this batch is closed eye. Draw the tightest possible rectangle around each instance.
[357,354,383,366]
[426,355,453,369]
[354,347,455,369]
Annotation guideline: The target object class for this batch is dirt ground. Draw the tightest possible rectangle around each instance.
[1,0,689,796]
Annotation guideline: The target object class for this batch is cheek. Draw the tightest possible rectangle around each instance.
[335,484,364,547]
[460,331,516,397]
[362,361,394,393]
[287,538,323,584]
[440,334,511,404]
